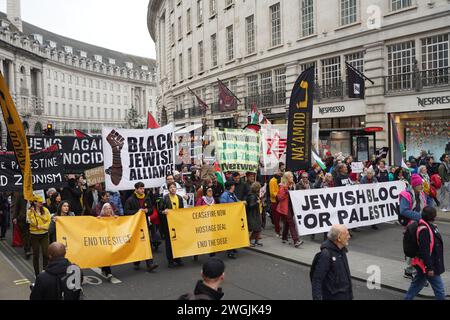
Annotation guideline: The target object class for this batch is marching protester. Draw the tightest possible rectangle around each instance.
[159,174,182,196]
[196,185,216,207]
[0,193,9,241]
[30,242,82,300]
[405,207,445,300]
[311,224,353,300]
[334,163,353,187]
[61,175,83,216]
[97,203,118,281]
[375,160,390,183]
[94,191,119,216]
[160,182,185,268]
[108,191,124,216]
[277,172,303,248]
[314,172,334,189]
[399,174,433,279]
[212,175,224,204]
[360,168,380,230]
[27,195,51,277]
[12,192,32,259]
[246,182,263,247]
[45,188,57,207]
[438,153,450,211]
[296,172,313,190]
[179,258,225,300]
[269,169,282,237]
[48,201,75,244]
[47,192,62,215]
[124,182,159,273]
[218,181,240,259]
[85,183,103,216]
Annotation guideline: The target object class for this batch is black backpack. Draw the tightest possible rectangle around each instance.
[403,220,434,258]
[310,248,329,282]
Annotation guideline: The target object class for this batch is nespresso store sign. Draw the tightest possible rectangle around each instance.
[314,100,366,119]
[417,95,450,107]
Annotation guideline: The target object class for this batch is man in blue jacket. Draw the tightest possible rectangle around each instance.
[218,181,239,259]
[311,225,353,300]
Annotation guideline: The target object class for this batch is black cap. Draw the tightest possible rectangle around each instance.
[202,258,225,279]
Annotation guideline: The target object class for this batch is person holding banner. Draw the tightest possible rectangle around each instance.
[98,203,118,281]
[246,183,263,247]
[196,186,216,207]
[26,195,51,276]
[277,172,303,248]
[48,201,75,244]
[160,182,185,268]
[124,182,159,273]
[93,192,119,217]
[12,192,32,259]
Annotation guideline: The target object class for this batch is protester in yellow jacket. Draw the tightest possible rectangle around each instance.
[269,170,282,237]
[26,195,51,276]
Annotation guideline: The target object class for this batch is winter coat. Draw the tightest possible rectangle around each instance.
[399,188,432,225]
[311,240,353,300]
[334,173,353,187]
[109,192,124,215]
[219,190,238,204]
[375,168,390,183]
[234,179,250,201]
[178,280,224,300]
[48,212,75,243]
[412,221,445,276]
[124,193,153,229]
[438,162,450,183]
[276,184,290,216]
[30,257,82,300]
[269,176,280,203]
[26,207,51,235]
[60,184,83,216]
[159,194,184,234]
[246,193,262,233]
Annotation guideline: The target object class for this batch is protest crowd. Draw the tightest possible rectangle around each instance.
[0,143,448,300]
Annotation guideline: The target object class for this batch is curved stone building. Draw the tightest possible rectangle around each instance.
[0,0,158,148]
[148,0,449,159]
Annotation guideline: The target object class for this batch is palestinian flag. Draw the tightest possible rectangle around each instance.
[390,114,409,170]
[312,151,327,170]
[214,162,225,186]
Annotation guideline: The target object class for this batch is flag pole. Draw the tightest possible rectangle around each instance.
[345,62,374,84]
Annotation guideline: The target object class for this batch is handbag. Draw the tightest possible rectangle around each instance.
[12,223,23,247]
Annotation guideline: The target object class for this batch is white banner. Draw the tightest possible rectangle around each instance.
[261,124,287,175]
[289,181,406,235]
[102,124,175,191]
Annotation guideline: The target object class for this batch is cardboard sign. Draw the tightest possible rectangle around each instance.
[85,166,105,187]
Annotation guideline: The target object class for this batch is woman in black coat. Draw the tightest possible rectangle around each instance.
[246,182,263,247]
[159,182,184,268]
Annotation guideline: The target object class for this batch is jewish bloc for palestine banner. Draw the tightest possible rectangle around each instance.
[0,73,33,200]
[0,145,64,192]
[12,136,103,173]
[102,124,175,191]
[56,212,152,269]
[167,202,249,258]
[289,181,406,236]
[213,129,260,173]
[286,67,315,172]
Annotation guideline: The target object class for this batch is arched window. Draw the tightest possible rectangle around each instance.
[34,122,43,135]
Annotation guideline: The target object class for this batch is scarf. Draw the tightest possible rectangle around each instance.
[135,192,145,200]
[202,196,215,205]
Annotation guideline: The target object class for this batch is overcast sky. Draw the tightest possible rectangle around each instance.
[0,0,156,59]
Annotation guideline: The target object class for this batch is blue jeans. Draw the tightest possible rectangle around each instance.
[405,272,446,300]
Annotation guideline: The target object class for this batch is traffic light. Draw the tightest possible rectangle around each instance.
[43,123,55,136]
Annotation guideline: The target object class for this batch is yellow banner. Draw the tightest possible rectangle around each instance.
[0,73,33,200]
[167,202,250,258]
[56,212,152,269]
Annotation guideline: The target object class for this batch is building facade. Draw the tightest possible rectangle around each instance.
[148,0,449,161]
[0,0,158,148]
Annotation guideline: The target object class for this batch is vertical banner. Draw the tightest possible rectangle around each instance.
[213,129,260,173]
[102,124,175,191]
[286,67,315,172]
[261,124,287,175]
[167,202,249,258]
[312,122,320,154]
[0,73,33,200]
[56,212,152,269]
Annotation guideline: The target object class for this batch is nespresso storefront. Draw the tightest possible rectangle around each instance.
[313,100,374,161]
[387,93,450,160]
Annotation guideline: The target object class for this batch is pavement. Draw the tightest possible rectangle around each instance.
[0,241,31,300]
[248,212,450,299]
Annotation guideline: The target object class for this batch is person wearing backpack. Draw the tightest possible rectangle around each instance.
[399,174,433,279]
[404,207,445,300]
[311,224,353,300]
[30,242,82,300]
[178,258,225,300]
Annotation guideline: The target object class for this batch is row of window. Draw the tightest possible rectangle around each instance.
[169,0,415,54]
[46,85,129,105]
[46,69,130,92]
[47,102,124,120]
